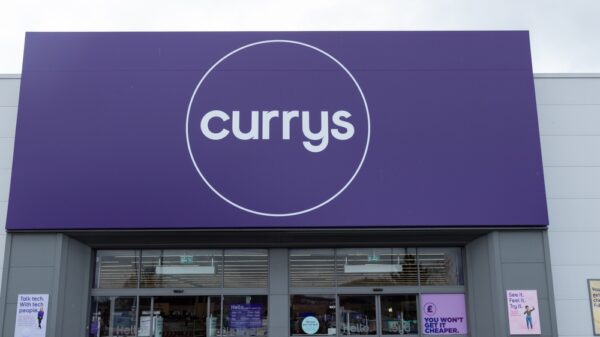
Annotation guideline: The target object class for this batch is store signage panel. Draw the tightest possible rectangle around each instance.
[14,294,49,337]
[506,290,541,335]
[421,294,468,335]
[301,316,320,335]
[588,280,600,335]
[229,304,262,329]
[7,32,548,230]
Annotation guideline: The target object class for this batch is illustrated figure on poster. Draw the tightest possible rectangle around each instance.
[523,305,535,330]
[37,304,44,329]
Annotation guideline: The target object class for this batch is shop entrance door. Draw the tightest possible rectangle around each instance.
[138,296,220,337]
[132,295,268,337]
[338,295,418,336]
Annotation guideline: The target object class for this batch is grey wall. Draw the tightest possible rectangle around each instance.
[536,75,600,337]
[269,248,289,337]
[0,75,19,296]
[466,231,558,337]
[465,233,496,336]
[0,233,91,337]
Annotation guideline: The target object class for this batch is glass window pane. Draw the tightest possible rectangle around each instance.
[140,250,223,288]
[291,295,336,336]
[136,297,154,337]
[418,248,463,286]
[336,248,417,287]
[224,249,268,288]
[112,297,138,337]
[95,250,140,288]
[380,295,418,335]
[89,296,138,337]
[338,296,377,335]
[207,296,222,337]
[290,249,336,287]
[89,296,111,337]
[148,296,220,337]
[223,295,268,336]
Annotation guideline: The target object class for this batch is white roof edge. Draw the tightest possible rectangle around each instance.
[534,73,600,78]
[2,73,600,79]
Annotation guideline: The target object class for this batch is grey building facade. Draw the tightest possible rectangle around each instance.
[1,54,599,337]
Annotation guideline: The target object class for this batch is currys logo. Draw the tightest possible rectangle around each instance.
[186,40,370,217]
[199,109,354,153]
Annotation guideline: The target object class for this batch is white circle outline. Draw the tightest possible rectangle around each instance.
[186,39,371,217]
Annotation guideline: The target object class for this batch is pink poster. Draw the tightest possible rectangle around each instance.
[421,294,468,335]
[506,290,541,335]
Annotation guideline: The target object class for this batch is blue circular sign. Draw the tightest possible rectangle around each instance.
[301,316,320,335]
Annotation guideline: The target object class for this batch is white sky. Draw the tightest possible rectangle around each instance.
[1,0,599,74]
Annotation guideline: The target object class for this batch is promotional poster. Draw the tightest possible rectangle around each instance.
[14,294,48,337]
[589,280,600,335]
[420,294,468,335]
[229,304,263,329]
[506,290,541,335]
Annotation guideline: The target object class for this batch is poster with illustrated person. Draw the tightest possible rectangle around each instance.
[14,294,49,337]
[506,290,541,335]
[588,280,600,335]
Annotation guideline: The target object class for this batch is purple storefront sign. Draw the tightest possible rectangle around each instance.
[7,32,547,230]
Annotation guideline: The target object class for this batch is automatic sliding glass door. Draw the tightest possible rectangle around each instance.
[138,296,221,337]
[338,295,418,337]
[339,296,377,335]
[378,296,418,335]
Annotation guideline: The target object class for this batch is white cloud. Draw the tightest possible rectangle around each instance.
[1,0,599,73]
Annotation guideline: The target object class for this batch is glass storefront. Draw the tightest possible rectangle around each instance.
[90,248,465,337]
[290,295,419,336]
[95,249,268,289]
[289,248,463,288]
[140,250,223,288]
[90,295,266,337]
[91,249,269,337]
[288,248,462,336]
[291,295,336,335]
